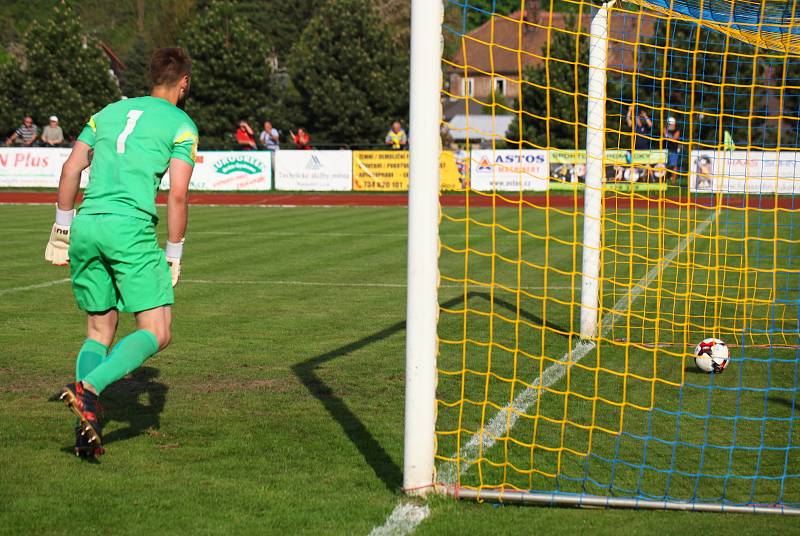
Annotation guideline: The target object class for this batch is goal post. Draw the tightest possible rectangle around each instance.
[403,0,444,495]
[405,0,800,514]
[580,1,612,339]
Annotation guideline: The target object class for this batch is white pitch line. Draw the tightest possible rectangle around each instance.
[438,213,715,484]
[367,503,430,536]
[181,279,573,291]
[0,278,70,296]
[181,278,408,288]
[194,230,408,238]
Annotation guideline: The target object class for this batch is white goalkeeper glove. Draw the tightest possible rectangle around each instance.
[165,240,184,288]
[45,207,74,266]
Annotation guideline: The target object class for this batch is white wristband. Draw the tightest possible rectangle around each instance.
[55,207,75,227]
[165,240,184,260]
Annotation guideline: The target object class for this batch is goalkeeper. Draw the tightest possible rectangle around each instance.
[46,47,198,457]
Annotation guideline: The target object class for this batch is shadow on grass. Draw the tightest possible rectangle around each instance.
[292,291,562,491]
[470,291,570,338]
[767,396,798,411]
[59,367,168,461]
[102,367,168,445]
[683,365,711,375]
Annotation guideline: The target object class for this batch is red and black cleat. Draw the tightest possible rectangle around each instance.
[74,424,105,458]
[60,382,104,457]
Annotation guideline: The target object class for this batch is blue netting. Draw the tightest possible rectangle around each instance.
[642,0,800,37]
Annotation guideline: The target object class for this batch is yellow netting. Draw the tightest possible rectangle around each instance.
[436,0,800,508]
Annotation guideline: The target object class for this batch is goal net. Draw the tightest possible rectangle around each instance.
[430,0,800,513]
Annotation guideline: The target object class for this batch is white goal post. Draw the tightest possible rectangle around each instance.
[403,0,444,495]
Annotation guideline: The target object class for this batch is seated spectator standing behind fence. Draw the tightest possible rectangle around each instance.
[41,116,65,146]
[626,106,652,151]
[664,116,682,184]
[5,115,39,146]
[385,121,408,150]
[259,121,280,150]
[235,120,257,150]
[291,128,312,150]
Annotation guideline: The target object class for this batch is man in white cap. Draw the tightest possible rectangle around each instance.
[42,115,65,146]
[663,116,681,184]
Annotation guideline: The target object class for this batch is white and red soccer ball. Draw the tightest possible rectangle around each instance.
[694,338,730,374]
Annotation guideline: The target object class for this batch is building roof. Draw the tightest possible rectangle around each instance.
[448,6,659,76]
[447,114,515,141]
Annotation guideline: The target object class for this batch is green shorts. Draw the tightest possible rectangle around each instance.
[69,213,173,313]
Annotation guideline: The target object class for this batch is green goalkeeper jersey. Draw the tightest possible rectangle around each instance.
[77,96,198,224]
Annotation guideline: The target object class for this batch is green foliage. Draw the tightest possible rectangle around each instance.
[178,1,273,149]
[0,59,25,137]
[288,0,409,145]
[632,20,795,148]
[209,0,319,62]
[119,37,152,98]
[506,23,600,149]
[0,2,120,139]
[462,0,521,31]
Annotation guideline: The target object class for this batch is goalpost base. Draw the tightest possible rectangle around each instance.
[446,488,800,515]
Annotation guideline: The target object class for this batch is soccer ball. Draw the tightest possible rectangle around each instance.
[694,338,730,374]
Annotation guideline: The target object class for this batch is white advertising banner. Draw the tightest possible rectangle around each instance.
[274,150,353,191]
[161,151,272,191]
[0,148,272,191]
[469,149,549,191]
[690,150,800,194]
[0,147,89,187]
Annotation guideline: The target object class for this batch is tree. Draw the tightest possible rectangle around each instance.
[2,2,121,139]
[0,59,25,138]
[460,0,521,31]
[178,1,273,149]
[288,0,409,146]
[506,20,601,149]
[119,37,152,98]
[630,19,787,149]
[212,0,319,63]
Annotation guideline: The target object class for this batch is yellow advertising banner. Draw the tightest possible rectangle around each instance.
[352,150,464,191]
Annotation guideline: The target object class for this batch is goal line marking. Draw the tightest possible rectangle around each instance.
[438,213,716,485]
[367,503,430,536]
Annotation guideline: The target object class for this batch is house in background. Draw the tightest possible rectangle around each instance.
[444,1,658,145]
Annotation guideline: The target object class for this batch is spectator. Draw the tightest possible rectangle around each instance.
[5,115,39,146]
[291,128,312,150]
[259,121,280,150]
[626,106,652,150]
[440,123,454,149]
[664,116,682,184]
[41,116,65,147]
[385,121,408,150]
[235,120,257,150]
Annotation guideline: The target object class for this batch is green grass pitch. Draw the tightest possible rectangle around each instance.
[0,203,797,534]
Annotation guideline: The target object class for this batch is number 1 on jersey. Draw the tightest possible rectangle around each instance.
[116,110,144,154]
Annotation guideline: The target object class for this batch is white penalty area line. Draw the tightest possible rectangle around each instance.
[194,230,408,238]
[438,213,716,485]
[181,279,574,292]
[0,277,69,296]
[367,503,430,536]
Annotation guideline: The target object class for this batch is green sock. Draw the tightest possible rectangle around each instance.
[83,330,159,394]
[75,339,108,382]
